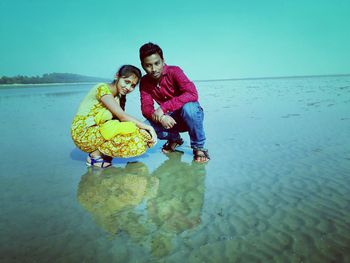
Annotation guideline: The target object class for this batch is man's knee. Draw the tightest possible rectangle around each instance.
[180,102,203,119]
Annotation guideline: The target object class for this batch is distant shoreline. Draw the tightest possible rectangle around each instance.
[0,73,349,88]
[0,72,109,86]
[0,82,102,89]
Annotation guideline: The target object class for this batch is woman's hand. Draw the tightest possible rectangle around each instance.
[146,126,158,145]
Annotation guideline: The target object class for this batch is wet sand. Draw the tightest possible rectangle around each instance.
[0,76,349,262]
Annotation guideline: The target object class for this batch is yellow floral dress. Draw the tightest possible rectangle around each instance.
[71,83,152,158]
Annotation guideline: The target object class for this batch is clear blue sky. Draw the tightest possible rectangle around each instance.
[1,0,349,80]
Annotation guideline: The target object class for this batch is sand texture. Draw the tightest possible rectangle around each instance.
[0,76,349,262]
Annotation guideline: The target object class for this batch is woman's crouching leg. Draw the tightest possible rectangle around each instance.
[98,129,152,158]
[72,125,106,153]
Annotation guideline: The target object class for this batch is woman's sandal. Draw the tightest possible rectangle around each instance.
[162,138,184,153]
[193,148,210,163]
[86,153,112,168]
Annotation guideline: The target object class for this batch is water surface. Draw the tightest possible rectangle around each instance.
[1,77,350,262]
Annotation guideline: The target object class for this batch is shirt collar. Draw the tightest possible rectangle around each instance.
[162,64,169,76]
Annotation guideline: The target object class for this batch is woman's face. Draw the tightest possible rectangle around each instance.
[116,73,139,96]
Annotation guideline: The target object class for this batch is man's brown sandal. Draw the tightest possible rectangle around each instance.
[162,138,184,153]
[193,148,210,163]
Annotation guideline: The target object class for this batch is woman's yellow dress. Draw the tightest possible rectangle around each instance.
[71,83,152,158]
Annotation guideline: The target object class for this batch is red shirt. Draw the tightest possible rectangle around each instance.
[140,65,198,119]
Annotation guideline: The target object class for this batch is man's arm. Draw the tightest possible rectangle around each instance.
[160,67,198,113]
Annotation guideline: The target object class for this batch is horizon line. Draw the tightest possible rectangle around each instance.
[2,72,350,84]
[194,73,350,82]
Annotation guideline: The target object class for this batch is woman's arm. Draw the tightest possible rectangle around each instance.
[100,94,157,142]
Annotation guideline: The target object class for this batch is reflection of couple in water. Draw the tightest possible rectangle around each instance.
[70,42,210,168]
[77,151,206,258]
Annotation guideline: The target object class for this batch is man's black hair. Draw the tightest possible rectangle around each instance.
[139,42,164,63]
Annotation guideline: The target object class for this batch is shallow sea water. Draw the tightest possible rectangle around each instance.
[0,76,350,262]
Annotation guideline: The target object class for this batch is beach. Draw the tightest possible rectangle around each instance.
[0,76,349,262]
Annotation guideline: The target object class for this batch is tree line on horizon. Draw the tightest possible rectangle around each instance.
[0,73,108,84]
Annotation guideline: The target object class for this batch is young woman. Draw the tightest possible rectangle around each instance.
[71,65,157,168]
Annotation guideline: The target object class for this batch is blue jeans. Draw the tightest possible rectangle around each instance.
[146,102,206,149]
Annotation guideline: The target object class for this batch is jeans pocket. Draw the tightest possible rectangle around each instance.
[197,105,204,120]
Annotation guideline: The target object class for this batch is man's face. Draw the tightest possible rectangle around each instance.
[142,53,164,80]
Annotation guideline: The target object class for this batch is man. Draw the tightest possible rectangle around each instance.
[139,42,210,163]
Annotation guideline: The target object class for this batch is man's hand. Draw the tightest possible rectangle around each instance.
[152,107,164,123]
[160,115,177,129]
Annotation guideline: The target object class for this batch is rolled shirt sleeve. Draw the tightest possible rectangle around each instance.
[160,67,198,113]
